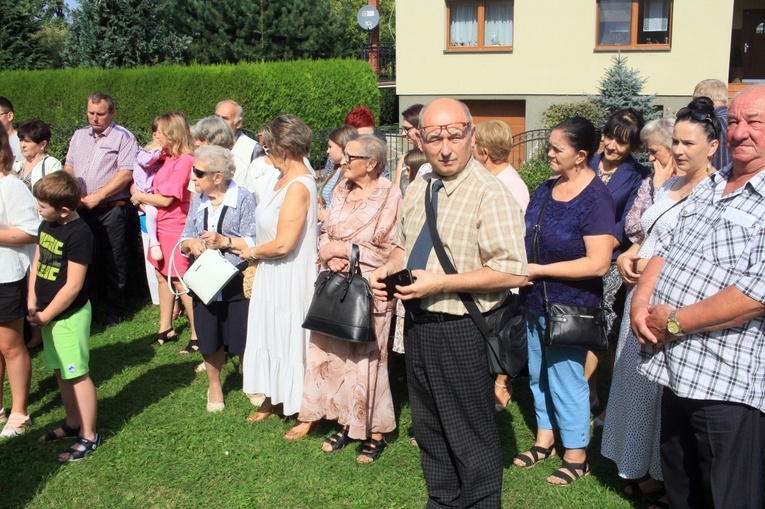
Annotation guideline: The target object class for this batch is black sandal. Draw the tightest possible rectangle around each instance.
[357,437,386,463]
[180,339,199,354]
[323,428,351,452]
[547,460,591,486]
[513,444,556,468]
[152,328,177,346]
[40,422,81,442]
[59,434,100,462]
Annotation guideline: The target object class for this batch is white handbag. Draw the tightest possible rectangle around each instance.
[169,240,239,305]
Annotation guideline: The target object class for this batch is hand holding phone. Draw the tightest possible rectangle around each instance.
[382,269,416,301]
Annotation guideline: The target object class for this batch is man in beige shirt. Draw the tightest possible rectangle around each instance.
[371,98,527,508]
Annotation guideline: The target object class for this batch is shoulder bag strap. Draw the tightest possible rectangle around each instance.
[423,180,494,339]
[531,184,554,309]
[203,205,229,234]
[643,196,688,238]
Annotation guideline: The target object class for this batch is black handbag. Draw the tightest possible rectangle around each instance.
[302,244,375,342]
[531,185,608,350]
[423,181,528,377]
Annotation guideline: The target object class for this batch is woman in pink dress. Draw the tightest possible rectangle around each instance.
[285,135,402,464]
[131,112,197,350]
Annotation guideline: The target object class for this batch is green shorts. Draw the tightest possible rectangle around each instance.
[43,302,92,380]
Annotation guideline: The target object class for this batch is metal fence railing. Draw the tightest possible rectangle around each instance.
[510,128,551,168]
[310,125,412,180]
[361,43,396,82]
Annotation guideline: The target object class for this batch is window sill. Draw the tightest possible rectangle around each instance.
[444,47,513,54]
[594,45,671,52]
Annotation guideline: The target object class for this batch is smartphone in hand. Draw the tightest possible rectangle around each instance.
[382,269,416,301]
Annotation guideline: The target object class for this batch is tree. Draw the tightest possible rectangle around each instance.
[590,55,659,123]
[0,1,50,70]
[169,0,352,65]
[62,0,190,69]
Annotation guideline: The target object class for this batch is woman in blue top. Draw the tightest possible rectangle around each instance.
[513,117,616,486]
[587,108,650,416]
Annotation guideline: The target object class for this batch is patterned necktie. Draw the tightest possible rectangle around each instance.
[407,179,444,270]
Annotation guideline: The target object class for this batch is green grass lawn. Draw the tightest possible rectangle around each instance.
[1,300,656,508]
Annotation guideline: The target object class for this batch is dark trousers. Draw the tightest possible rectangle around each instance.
[81,204,129,317]
[405,316,502,508]
[661,387,765,509]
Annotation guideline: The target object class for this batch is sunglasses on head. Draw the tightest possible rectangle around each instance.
[677,108,719,139]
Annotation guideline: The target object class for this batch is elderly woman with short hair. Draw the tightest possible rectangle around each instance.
[622,118,678,247]
[180,145,256,412]
[286,134,402,464]
[191,116,235,150]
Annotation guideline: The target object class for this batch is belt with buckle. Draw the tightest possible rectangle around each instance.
[407,309,468,324]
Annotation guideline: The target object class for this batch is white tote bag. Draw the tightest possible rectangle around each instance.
[169,241,239,305]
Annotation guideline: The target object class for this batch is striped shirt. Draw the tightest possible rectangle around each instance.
[393,157,528,315]
[65,122,138,201]
[639,165,765,412]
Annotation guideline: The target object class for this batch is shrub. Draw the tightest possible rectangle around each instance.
[0,59,380,159]
[379,88,399,126]
[541,100,606,130]
[518,155,552,194]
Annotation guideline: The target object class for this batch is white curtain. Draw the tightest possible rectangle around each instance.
[450,3,478,46]
[484,1,513,46]
[643,0,669,32]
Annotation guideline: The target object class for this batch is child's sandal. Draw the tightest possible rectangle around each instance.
[59,434,100,462]
[40,422,81,442]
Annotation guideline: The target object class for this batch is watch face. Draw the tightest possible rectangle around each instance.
[667,320,681,335]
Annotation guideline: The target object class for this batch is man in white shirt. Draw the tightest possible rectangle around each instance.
[0,97,23,162]
[214,100,261,183]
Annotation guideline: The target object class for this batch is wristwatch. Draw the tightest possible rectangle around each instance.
[226,237,232,250]
[666,310,685,337]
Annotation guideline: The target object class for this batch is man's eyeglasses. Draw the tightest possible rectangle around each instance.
[419,122,472,145]
[192,166,215,179]
[677,108,719,139]
[342,152,371,162]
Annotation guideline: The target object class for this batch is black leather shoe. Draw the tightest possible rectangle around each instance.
[103,314,122,328]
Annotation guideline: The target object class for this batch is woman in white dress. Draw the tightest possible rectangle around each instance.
[602,98,721,504]
[241,114,317,421]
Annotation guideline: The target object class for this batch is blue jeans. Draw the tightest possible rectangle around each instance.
[527,313,590,449]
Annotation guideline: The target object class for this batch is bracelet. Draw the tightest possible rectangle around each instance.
[494,382,507,388]
[226,237,232,250]
[249,247,258,260]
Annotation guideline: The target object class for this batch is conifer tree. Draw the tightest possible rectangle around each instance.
[62,0,190,69]
[591,56,659,122]
[0,2,50,70]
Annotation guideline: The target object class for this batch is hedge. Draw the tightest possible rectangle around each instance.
[0,59,380,161]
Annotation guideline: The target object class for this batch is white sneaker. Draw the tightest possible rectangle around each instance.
[0,412,31,438]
